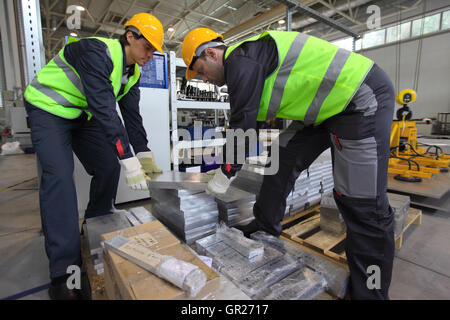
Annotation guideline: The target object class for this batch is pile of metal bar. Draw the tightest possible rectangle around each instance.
[150,188,218,244]
[215,186,256,227]
[195,226,328,300]
[387,193,411,238]
[229,164,265,195]
[250,231,349,299]
[319,193,346,236]
[285,149,334,217]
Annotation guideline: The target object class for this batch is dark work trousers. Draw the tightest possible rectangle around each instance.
[25,101,120,279]
[253,64,395,299]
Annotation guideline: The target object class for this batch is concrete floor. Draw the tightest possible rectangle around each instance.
[0,153,449,300]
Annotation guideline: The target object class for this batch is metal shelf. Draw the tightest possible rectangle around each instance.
[169,51,229,170]
[174,138,226,149]
[176,100,230,110]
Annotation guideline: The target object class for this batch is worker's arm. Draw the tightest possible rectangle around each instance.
[219,52,267,177]
[64,38,133,159]
[117,80,151,154]
[118,80,162,174]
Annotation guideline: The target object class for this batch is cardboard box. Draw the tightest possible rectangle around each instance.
[101,220,220,300]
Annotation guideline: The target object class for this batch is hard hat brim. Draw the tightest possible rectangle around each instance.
[185,68,196,81]
[124,20,164,54]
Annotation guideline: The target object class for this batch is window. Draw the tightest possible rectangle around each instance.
[441,10,450,30]
[355,38,362,51]
[386,25,399,42]
[423,13,441,34]
[331,37,354,51]
[362,29,385,48]
[386,21,412,43]
[412,13,441,37]
[400,21,411,40]
[412,18,424,37]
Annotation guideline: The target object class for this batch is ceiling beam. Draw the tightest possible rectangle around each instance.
[317,0,362,25]
[277,0,360,38]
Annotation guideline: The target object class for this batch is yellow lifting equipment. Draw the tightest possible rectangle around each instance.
[389,89,450,182]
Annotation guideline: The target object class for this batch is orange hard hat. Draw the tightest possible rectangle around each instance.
[125,13,164,54]
[181,28,223,80]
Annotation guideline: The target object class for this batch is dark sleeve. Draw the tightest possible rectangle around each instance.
[220,55,266,177]
[64,38,133,159]
[118,78,151,154]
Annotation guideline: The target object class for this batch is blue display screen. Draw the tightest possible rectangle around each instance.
[140,52,168,89]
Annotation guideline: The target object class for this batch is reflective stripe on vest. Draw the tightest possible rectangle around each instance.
[24,37,140,119]
[224,31,373,125]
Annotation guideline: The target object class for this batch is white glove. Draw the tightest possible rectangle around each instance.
[119,156,149,190]
[136,151,162,174]
[205,168,236,195]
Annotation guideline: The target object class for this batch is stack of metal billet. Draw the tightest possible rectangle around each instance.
[83,212,132,275]
[150,188,218,244]
[319,193,346,236]
[284,149,334,217]
[230,164,265,195]
[250,231,349,299]
[195,226,328,300]
[388,193,411,238]
[215,186,256,227]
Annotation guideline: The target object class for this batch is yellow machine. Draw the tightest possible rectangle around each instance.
[389,89,450,182]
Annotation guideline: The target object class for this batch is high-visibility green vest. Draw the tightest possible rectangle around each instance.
[24,36,140,119]
[225,31,373,125]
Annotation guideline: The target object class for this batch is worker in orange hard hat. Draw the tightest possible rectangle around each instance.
[23,12,164,300]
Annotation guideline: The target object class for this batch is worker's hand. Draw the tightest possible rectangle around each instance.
[119,156,149,190]
[205,168,236,196]
[136,151,162,174]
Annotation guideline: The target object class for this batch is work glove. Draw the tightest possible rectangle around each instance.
[205,168,236,196]
[119,156,149,190]
[136,151,162,174]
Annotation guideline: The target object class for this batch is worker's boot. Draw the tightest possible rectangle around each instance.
[48,269,92,300]
[234,220,261,238]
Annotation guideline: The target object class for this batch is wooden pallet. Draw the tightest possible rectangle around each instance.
[281,205,422,265]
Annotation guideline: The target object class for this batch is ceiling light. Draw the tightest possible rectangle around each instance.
[278,19,285,25]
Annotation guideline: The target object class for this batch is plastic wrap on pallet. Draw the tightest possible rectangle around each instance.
[255,267,327,300]
[196,234,282,281]
[85,212,132,255]
[388,193,410,238]
[320,193,346,235]
[216,223,264,259]
[104,235,206,297]
[250,231,349,299]
[237,253,300,298]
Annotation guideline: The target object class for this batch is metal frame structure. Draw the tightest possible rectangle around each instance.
[277,0,361,38]
[37,0,402,59]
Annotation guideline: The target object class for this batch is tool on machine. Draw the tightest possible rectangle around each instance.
[389,89,450,182]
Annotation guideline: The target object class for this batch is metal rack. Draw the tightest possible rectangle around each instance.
[169,51,230,171]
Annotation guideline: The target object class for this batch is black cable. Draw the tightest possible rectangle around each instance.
[390,154,421,171]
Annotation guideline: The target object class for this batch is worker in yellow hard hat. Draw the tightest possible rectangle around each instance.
[181,27,396,300]
[23,12,164,300]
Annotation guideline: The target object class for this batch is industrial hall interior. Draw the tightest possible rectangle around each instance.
[1,0,450,303]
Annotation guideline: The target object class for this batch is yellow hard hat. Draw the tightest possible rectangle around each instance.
[396,89,417,105]
[181,28,223,80]
[125,13,164,54]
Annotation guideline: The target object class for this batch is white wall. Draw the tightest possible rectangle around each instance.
[358,31,450,120]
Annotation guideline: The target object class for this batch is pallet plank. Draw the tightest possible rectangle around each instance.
[281,206,422,265]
